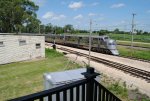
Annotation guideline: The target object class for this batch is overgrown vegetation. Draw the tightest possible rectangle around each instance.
[0,48,80,100]
[101,75,150,101]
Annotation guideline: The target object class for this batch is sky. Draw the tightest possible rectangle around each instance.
[31,0,150,31]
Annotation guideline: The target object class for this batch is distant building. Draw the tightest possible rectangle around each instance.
[0,34,45,64]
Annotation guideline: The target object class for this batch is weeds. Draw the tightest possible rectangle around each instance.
[101,75,150,101]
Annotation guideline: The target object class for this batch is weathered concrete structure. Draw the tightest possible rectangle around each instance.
[0,34,45,64]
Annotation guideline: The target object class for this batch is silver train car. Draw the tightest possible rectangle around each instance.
[45,34,119,55]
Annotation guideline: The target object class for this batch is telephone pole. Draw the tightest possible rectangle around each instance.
[131,13,136,55]
[39,24,40,34]
[124,25,127,40]
[88,19,92,67]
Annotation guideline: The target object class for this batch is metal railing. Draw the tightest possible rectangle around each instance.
[9,68,121,101]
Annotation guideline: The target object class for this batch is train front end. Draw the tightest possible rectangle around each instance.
[107,39,119,55]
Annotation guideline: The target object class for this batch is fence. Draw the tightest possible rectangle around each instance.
[9,68,121,101]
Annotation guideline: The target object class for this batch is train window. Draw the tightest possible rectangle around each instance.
[104,37,108,40]
[36,43,41,49]
[0,41,4,47]
[109,42,116,45]
[19,40,26,46]
[99,38,102,40]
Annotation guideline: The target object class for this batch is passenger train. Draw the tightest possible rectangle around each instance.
[45,34,119,55]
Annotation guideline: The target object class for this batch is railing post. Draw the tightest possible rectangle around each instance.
[82,67,99,101]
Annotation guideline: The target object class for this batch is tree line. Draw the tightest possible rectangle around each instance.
[97,28,150,35]
[0,0,149,35]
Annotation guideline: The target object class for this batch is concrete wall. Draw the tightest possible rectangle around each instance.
[0,35,45,64]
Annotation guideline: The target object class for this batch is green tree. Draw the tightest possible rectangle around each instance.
[64,24,74,33]
[25,18,41,33]
[114,28,120,34]
[135,30,143,35]
[45,23,53,34]
[56,26,64,34]
[99,29,109,35]
[0,0,39,33]
[143,31,149,35]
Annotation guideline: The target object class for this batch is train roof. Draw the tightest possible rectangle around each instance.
[1,33,109,39]
[47,34,109,39]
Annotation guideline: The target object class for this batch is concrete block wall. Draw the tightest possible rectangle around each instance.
[0,35,45,64]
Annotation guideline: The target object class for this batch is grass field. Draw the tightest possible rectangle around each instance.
[0,49,80,100]
[117,46,150,60]
[116,40,150,48]
[107,33,150,43]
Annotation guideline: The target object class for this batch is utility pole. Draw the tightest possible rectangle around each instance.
[124,25,127,40]
[52,26,56,50]
[88,19,92,67]
[131,13,136,55]
[95,23,98,35]
[54,27,56,45]
[39,24,40,34]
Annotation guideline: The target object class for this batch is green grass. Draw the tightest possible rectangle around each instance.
[108,81,128,100]
[108,33,150,43]
[116,40,150,48]
[118,46,150,60]
[0,48,80,100]
[101,75,150,101]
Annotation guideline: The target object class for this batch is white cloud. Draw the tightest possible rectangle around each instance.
[74,14,83,20]
[69,2,83,10]
[91,2,99,6]
[42,12,54,19]
[42,12,66,20]
[111,3,125,8]
[88,13,96,16]
[53,15,66,20]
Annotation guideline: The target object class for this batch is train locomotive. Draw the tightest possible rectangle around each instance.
[45,34,119,55]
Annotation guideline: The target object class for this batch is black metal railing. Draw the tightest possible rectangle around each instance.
[9,68,121,101]
[94,80,121,101]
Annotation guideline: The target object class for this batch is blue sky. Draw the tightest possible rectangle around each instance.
[32,0,150,31]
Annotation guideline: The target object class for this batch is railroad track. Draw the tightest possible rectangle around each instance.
[46,42,150,63]
[58,47,150,83]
